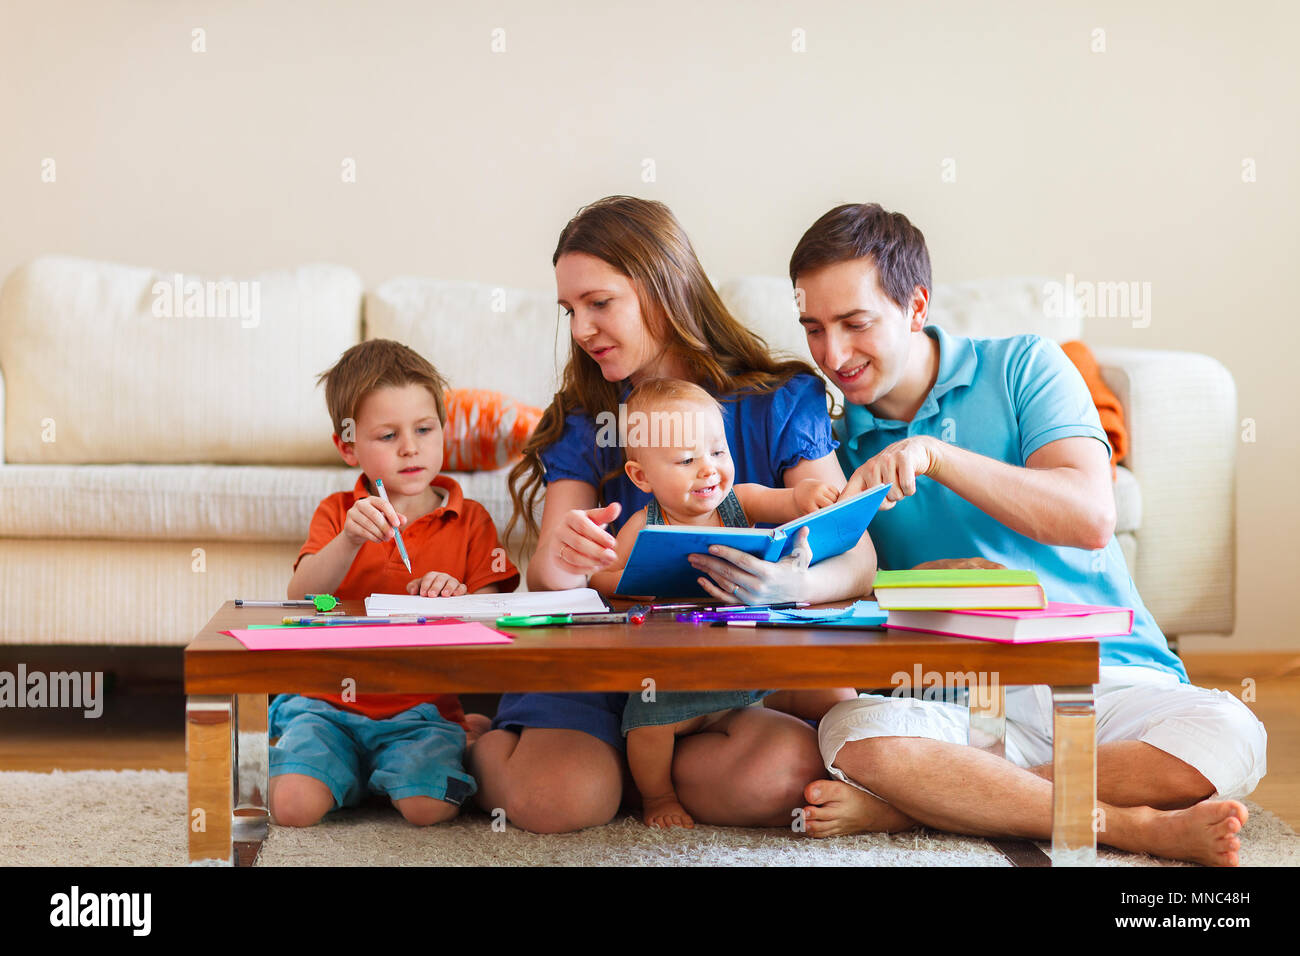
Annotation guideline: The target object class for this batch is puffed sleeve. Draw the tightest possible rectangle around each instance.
[537,409,606,486]
[764,373,839,479]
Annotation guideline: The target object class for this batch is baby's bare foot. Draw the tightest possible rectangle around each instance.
[643,795,695,830]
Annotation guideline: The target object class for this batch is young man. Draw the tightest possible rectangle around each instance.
[790,203,1266,866]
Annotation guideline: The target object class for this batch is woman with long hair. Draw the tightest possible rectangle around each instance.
[469,197,875,833]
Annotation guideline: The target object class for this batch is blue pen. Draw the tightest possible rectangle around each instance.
[373,478,412,572]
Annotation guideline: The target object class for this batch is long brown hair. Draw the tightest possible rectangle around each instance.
[506,196,817,547]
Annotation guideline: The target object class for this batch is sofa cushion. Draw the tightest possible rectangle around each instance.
[927,277,1084,342]
[718,275,1086,410]
[1116,531,1137,578]
[0,530,536,647]
[443,388,542,472]
[1113,464,1141,535]
[0,257,361,466]
[0,463,518,545]
[365,278,569,411]
[715,275,815,368]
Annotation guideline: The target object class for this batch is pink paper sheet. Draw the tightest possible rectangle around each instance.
[223,621,513,650]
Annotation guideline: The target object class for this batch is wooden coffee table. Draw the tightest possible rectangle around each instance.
[185,600,1100,865]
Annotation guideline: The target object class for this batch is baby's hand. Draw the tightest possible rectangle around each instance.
[407,572,468,597]
[343,496,405,548]
[794,478,839,515]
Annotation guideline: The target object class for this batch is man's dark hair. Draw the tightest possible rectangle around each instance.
[788,203,932,310]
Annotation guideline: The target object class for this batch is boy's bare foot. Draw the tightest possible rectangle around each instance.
[1118,800,1248,867]
[802,779,916,837]
[463,712,491,748]
[643,794,695,830]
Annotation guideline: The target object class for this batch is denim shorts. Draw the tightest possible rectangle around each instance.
[622,690,771,735]
[269,694,476,809]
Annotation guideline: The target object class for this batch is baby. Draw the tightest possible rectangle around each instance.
[590,378,837,828]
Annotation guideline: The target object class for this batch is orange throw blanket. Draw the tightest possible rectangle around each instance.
[1061,340,1127,480]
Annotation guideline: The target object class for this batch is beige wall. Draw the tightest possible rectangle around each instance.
[3,0,1296,651]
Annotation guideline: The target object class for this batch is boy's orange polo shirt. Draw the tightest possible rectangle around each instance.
[294,473,520,723]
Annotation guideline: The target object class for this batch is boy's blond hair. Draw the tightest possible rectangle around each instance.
[316,339,448,439]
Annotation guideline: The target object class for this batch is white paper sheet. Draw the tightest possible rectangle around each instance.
[364,588,610,620]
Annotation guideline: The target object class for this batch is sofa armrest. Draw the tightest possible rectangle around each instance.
[0,362,6,465]
[1093,347,1236,638]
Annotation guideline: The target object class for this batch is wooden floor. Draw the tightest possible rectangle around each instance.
[1,651,1296,830]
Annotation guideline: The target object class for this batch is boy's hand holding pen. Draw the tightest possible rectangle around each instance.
[340,478,410,574]
[343,483,407,549]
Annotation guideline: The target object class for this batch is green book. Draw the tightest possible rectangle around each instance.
[872,569,1046,610]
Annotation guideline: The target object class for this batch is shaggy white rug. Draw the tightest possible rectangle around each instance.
[3,770,1297,867]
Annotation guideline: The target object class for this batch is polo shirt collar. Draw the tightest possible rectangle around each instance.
[351,473,463,518]
[841,323,978,442]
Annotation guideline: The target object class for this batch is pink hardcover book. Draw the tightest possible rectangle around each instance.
[884,602,1134,644]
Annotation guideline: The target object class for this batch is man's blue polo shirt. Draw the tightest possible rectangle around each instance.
[836,324,1187,681]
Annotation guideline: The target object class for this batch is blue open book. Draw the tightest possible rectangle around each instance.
[615,482,892,598]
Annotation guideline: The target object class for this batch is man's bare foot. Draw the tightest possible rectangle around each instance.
[1119,800,1248,867]
[643,794,695,830]
[463,712,491,748]
[802,779,916,837]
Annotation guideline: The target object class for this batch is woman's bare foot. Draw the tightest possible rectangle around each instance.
[802,779,917,837]
[1115,800,1248,867]
[643,794,695,830]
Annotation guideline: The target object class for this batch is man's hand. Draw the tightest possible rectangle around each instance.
[794,478,839,515]
[687,527,814,605]
[910,557,1006,571]
[841,435,944,509]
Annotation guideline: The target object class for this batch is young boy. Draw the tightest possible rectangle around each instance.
[590,378,838,828]
[272,339,519,828]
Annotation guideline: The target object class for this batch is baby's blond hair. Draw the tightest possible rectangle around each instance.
[622,378,723,461]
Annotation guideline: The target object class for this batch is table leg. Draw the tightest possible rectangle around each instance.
[233,693,269,843]
[186,695,234,865]
[1050,685,1097,866]
[966,681,1006,759]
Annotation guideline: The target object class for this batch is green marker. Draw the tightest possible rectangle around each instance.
[235,594,337,611]
[497,608,647,628]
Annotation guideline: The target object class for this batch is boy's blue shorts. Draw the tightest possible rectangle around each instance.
[491,692,629,752]
[269,694,476,809]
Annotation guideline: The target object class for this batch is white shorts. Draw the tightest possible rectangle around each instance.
[818,666,1268,801]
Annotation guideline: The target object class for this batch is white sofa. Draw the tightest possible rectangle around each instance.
[0,257,1235,647]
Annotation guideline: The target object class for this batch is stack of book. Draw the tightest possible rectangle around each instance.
[872,569,1132,644]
